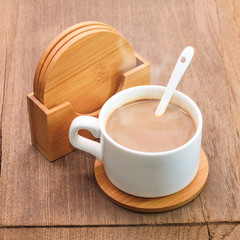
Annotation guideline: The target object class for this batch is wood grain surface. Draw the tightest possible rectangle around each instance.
[0,0,239,239]
[1,223,239,240]
[0,225,209,240]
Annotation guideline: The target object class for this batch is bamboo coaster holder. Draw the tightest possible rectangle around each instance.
[28,53,151,161]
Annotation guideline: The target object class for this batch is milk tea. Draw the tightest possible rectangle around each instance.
[106,99,196,152]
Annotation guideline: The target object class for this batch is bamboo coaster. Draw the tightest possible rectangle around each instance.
[36,26,117,97]
[34,21,115,93]
[35,29,136,113]
[94,149,209,213]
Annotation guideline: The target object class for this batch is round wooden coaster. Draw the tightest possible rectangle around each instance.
[94,149,209,213]
[34,21,115,93]
[36,29,136,114]
[36,26,117,99]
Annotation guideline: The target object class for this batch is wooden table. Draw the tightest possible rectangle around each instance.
[0,0,239,239]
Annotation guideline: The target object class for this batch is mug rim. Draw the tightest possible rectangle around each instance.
[99,85,202,156]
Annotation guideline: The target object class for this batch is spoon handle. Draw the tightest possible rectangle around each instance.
[155,46,194,117]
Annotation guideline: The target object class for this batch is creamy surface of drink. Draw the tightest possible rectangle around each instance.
[106,99,196,152]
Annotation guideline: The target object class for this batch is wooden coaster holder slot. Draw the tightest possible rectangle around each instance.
[27,53,150,161]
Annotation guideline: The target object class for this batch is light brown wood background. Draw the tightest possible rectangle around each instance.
[0,0,239,239]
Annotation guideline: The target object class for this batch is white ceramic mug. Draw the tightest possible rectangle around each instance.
[69,85,202,198]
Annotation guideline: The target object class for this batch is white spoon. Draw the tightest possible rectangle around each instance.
[155,46,194,117]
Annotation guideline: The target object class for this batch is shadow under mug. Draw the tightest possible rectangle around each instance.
[69,85,203,198]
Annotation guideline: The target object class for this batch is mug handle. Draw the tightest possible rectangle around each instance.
[69,116,103,161]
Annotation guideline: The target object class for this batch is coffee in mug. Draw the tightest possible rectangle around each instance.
[69,85,202,197]
[106,99,195,152]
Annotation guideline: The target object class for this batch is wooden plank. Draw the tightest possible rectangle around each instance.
[198,0,240,222]
[0,0,239,227]
[0,0,206,226]
[0,225,209,240]
[0,0,9,225]
[0,0,8,170]
[2,223,240,240]
[209,223,240,240]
